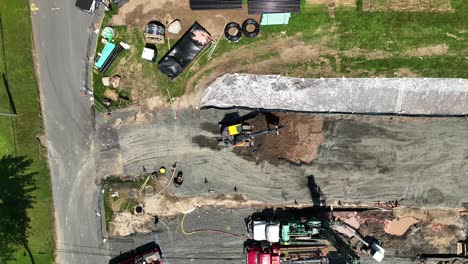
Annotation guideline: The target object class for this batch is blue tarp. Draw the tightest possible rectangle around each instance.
[94,42,116,69]
[260,13,291,25]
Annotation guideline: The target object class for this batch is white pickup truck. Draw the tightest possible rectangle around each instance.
[253,221,280,243]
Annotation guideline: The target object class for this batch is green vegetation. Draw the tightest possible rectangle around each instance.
[102,176,151,230]
[94,0,467,110]
[0,0,54,263]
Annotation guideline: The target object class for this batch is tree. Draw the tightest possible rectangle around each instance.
[0,155,37,263]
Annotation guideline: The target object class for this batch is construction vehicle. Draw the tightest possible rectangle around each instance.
[219,111,281,147]
[109,241,163,264]
[245,208,385,264]
[418,238,468,261]
[458,238,468,257]
[245,243,330,264]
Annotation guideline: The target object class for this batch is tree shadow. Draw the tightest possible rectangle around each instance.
[2,73,16,115]
[0,155,37,263]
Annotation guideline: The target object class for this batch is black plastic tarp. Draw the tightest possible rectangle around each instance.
[248,0,300,14]
[158,22,211,80]
[75,0,95,10]
[190,0,242,10]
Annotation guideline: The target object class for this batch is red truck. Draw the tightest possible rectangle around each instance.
[246,244,329,264]
[246,244,281,264]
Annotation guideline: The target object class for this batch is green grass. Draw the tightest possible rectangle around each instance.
[333,4,468,53]
[0,0,54,263]
[93,0,467,110]
[341,55,468,78]
[102,176,149,230]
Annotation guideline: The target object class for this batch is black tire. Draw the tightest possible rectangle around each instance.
[242,18,260,38]
[224,22,242,42]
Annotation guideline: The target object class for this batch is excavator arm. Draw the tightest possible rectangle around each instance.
[320,225,360,264]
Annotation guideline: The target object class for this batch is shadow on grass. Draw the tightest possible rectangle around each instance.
[0,155,37,263]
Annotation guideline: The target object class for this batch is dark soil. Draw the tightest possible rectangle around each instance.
[357,211,465,257]
[192,135,221,151]
[242,112,325,165]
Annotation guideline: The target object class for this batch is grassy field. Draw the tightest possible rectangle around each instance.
[91,0,467,110]
[0,0,54,263]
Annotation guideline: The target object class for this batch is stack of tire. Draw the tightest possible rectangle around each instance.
[224,18,260,42]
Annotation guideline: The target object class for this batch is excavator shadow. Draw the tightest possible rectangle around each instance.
[218,110,280,133]
[308,175,327,207]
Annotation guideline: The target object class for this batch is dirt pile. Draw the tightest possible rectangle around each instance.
[110,212,155,236]
[357,208,467,256]
[144,193,269,217]
[249,113,324,165]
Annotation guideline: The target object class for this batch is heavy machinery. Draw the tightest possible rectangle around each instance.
[245,243,329,264]
[219,111,281,147]
[245,209,385,264]
[418,238,468,262]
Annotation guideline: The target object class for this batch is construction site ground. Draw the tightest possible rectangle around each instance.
[108,207,452,264]
[98,109,468,207]
[97,108,468,263]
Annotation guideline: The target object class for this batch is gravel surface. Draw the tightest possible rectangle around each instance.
[97,108,468,207]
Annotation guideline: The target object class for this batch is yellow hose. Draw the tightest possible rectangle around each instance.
[171,190,194,236]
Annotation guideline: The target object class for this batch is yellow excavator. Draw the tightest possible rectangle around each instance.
[219,111,281,147]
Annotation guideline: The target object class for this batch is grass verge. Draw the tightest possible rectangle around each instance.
[0,0,54,263]
[102,176,149,231]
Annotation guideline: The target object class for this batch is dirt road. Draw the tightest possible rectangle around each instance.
[97,109,468,208]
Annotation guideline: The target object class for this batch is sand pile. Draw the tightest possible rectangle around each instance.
[144,193,268,217]
[250,113,324,164]
[110,212,155,236]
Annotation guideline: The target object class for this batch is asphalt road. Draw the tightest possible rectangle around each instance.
[30,1,108,263]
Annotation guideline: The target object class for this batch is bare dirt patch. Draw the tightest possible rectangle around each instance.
[110,212,155,236]
[358,209,466,256]
[363,0,453,12]
[186,36,340,92]
[125,110,153,124]
[146,96,168,111]
[247,113,325,165]
[144,193,268,217]
[342,47,392,59]
[396,68,419,77]
[404,44,449,57]
[111,0,260,38]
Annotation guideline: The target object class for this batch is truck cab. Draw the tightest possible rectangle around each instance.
[75,0,96,13]
[246,245,281,264]
[253,221,280,243]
